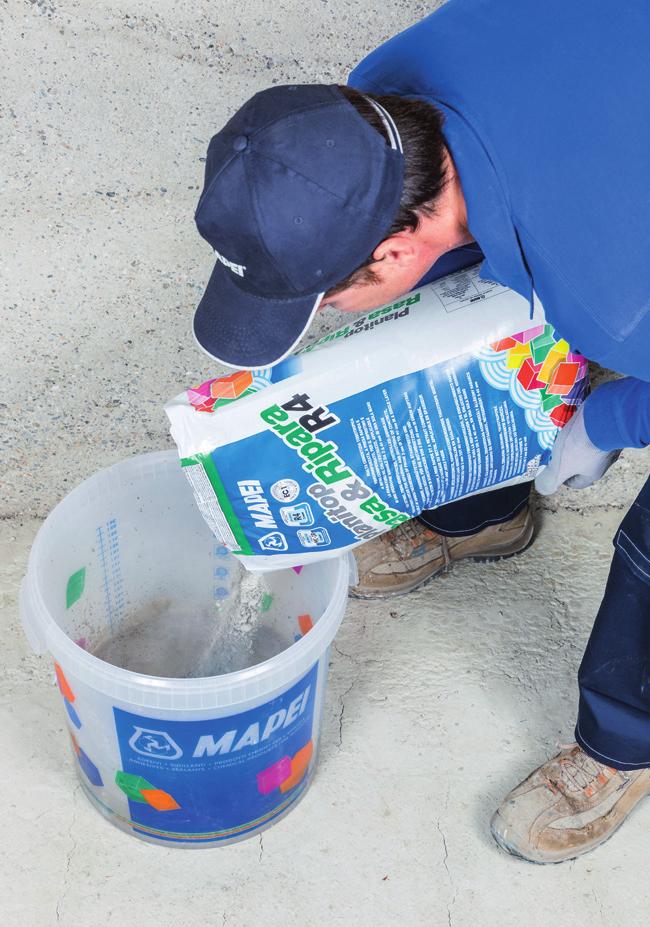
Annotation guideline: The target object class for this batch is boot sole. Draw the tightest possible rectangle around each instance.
[349,521,536,601]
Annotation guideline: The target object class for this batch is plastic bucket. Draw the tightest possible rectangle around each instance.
[20,451,352,847]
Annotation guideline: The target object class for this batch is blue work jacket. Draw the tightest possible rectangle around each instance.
[349,0,650,450]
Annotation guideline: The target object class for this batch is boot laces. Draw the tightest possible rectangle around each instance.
[555,745,620,793]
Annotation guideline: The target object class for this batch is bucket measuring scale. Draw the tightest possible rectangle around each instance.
[20,451,352,847]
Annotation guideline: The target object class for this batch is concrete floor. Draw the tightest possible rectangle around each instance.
[3,1,650,925]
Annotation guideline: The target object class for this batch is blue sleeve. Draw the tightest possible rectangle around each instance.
[584,378,650,451]
[347,67,385,94]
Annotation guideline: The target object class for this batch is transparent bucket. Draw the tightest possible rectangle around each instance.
[20,451,352,847]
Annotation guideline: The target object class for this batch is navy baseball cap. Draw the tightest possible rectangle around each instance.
[193,84,404,369]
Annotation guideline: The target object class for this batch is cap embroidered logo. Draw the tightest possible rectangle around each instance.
[213,248,246,278]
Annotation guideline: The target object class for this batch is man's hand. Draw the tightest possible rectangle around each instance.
[535,400,621,495]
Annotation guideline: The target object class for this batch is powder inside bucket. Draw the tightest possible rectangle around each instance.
[91,570,291,678]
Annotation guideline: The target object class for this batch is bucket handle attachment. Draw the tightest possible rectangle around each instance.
[20,578,48,654]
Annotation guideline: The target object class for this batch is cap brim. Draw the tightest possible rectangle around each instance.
[193,261,323,370]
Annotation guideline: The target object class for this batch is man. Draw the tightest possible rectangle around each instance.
[192,0,650,862]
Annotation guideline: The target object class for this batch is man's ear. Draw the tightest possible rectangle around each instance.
[371,230,418,268]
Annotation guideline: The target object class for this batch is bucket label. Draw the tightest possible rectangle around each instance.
[112,662,318,842]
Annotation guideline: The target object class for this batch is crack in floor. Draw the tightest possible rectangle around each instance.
[436,818,457,927]
[56,784,80,922]
[338,680,357,748]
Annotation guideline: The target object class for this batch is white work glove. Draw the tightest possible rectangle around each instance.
[535,401,621,495]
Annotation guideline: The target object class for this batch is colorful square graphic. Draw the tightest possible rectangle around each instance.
[298,614,314,636]
[516,357,545,391]
[506,342,532,368]
[280,741,314,794]
[257,756,292,795]
[489,325,586,434]
[141,789,181,811]
[257,741,314,796]
[210,370,253,400]
[115,770,181,811]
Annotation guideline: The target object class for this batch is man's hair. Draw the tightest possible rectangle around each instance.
[325,86,448,297]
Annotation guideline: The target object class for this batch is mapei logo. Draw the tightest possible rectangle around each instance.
[128,726,183,761]
[214,247,246,277]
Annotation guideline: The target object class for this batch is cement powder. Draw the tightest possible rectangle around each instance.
[92,571,289,678]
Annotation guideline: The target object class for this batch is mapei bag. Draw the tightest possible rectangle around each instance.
[166,266,588,569]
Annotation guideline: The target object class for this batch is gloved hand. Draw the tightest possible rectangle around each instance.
[535,400,621,495]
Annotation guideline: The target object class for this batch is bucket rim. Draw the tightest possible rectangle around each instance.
[22,450,350,707]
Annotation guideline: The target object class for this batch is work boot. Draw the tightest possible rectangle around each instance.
[350,504,533,598]
[491,744,650,863]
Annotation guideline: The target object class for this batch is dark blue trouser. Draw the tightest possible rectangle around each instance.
[419,477,650,771]
[418,482,530,536]
[576,477,650,769]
